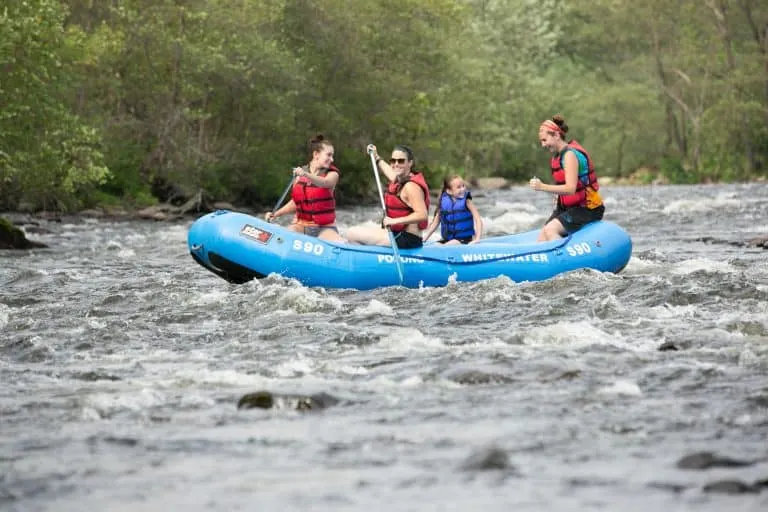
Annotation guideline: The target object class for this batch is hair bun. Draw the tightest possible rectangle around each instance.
[551,115,568,134]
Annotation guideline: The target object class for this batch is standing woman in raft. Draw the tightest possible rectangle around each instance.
[529,115,605,242]
[265,134,345,241]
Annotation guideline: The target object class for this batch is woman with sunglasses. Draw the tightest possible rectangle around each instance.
[265,134,344,241]
[346,144,430,249]
[529,115,604,242]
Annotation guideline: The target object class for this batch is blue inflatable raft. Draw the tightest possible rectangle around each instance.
[187,210,632,290]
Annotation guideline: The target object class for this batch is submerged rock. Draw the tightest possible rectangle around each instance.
[445,368,517,385]
[0,216,47,250]
[696,235,768,250]
[702,479,759,494]
[676,451,755,470]
[647,481,691,493]
[536,369,583,383]
[746,236,768,249]
[460,446,514,472]
[658,341,679,352]
[238,391,275,409]
[237,390,340,411]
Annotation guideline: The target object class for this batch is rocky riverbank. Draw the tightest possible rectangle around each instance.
[0,190,249,249]
[0,216,48,250]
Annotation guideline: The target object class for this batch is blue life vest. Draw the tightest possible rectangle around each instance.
[439,192,475,241]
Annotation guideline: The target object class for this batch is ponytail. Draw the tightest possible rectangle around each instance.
[308,134,331,160]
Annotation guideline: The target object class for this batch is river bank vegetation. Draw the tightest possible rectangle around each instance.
[1,0,766,213]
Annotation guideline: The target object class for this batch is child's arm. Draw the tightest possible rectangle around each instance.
[467,199,483,242]
[422,210,441,241]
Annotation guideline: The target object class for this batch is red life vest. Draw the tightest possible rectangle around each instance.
[550,140,600,208]
[291,165,339,225]
[384,172,430,232]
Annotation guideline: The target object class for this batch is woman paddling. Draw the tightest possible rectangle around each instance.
[265,134,344,241]
[346,144,430,249]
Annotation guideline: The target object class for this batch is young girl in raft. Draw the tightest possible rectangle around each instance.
[423,175,483,244]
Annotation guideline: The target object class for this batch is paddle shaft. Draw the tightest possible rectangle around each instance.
[271,177,294,215]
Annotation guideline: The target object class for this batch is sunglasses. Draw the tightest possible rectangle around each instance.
[389,158,407,164]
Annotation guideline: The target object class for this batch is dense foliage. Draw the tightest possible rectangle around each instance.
[1,0,766,211]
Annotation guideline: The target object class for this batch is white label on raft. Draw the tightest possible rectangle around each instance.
[460,253,549,263]
[377,255,424,264]
[292,240,325,256]
[566,243,592,256]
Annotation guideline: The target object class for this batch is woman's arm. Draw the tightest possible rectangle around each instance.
[383,182,428,227]
[530,151,579,195]
[422,209,441,241]
[265,199,296,222]
[367,146,397,183]
[297,168,339,189]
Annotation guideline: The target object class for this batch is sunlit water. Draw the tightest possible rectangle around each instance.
[2,183,767,511]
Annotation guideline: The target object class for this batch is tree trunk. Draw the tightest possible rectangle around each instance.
[651,25,685,157]
[709,0,756,173]
[739,0,768,124]
[616,129,626,175]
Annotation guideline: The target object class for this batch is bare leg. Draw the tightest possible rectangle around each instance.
[442,239,461,246]
[287,223,305,234]
[537,218,566,242]
[346,226,391,246]
[318,228,345,242]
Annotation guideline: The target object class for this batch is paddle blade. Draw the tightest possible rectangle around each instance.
[387,230,404,284]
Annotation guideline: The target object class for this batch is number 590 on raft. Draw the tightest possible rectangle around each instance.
[292,239,325,256]
[566,242,592,256]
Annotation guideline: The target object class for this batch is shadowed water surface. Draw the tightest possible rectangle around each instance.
[1,183,767,511]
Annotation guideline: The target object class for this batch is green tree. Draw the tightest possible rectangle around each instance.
[559,0,767,181]
[0,0,109,211]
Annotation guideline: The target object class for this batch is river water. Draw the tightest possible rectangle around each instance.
[1,183,767,511]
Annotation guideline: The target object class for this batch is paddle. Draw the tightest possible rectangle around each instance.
[368,148,404,285]
[268,176,294,222]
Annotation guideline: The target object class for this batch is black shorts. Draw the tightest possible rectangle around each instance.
[547,204,605,234]
[437,237,472,245]
[301,225,339,237]
[393,230,423,249]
